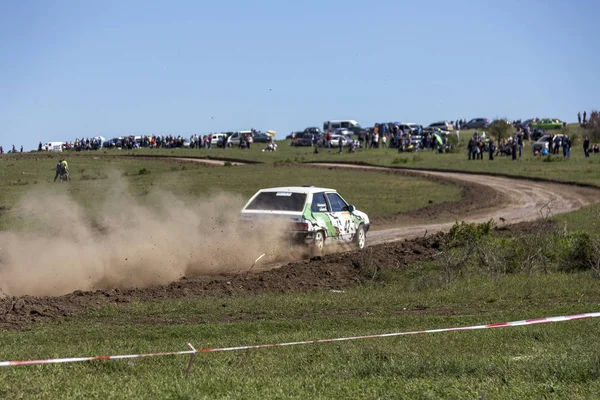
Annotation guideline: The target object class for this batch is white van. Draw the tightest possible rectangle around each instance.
[323,120,360,131]
[44,142,64,152]
[210,133,228,147]
[227,130,253,147]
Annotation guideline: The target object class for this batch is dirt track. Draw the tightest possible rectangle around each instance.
[168,158,600,239]
[1,159,599,329]
[307,164,600,245]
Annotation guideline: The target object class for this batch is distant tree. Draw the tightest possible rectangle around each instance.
[487,118,513,143]
[585,110,600,141]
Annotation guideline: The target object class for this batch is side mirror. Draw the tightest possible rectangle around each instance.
[347,205,355,213]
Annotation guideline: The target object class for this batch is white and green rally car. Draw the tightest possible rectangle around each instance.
[240,186,370,251]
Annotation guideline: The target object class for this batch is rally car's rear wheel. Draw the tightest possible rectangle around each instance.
[354,224,366,250]
[313,230,325,253]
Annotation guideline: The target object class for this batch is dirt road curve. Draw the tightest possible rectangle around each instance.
[176,158,599,245]
[308,163,600,245]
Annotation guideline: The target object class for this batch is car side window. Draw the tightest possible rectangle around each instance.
[311,192,329,213]
[326,193,347,212]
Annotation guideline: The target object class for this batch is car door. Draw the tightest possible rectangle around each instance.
[309,192,336,240]
[325,192,354,242]
[230,132,240,146]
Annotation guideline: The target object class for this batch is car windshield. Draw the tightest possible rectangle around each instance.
[245,192,307,211]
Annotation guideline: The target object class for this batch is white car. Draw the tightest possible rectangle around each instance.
[210,133,227,146]
[240,186,370,251]
[333,128,352,136]
[226,130,253,147]
[398,123,422,133]
[330,134,353,147]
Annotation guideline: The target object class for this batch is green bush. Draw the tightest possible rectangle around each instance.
[446,220,494,247]
[446,135,460,153]
[433,221,599,279]
[487,118,514,143]
[555,231,594,272]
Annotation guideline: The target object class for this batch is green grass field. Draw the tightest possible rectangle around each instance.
[1,146,600,399]
[0,274,599,399]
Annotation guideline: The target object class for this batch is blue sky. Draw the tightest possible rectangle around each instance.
[1,0,598,150]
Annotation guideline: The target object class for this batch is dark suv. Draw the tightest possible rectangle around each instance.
[292,133,316,147]
[304,127,322,135]
[464,118,490,129]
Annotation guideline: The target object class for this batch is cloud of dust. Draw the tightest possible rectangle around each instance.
[0,177,293,297]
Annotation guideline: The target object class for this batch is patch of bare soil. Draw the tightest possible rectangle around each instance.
[494,218,558,237]
[0,235,442,330]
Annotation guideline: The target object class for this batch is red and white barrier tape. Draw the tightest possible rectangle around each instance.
[1,312,599,368]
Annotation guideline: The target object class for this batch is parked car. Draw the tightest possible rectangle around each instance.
[531,128,547,141]
[103,138,123,148]
[422,126,449,136]
[410,135,423,146]
[333,128,352,136]
[532,134,565,154]
[330,134,353,147]
[286,131,304,140]
[397,123,422,133]
[428,121,454,131]
[240,186,370,251]
[304,127,322,136]
[518,119,536,129]
[531,118,563,130]
[225,130,255,147]
[292,133,316,147]
[464,118,490,129]
[211,133,228,147]
[323,120,362,136]
[252,132,271,143]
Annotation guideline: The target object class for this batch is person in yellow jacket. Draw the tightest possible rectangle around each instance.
[60,159,70,182]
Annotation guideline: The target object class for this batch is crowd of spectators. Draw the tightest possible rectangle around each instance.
[310,123,453,154]
[49,131,273,152]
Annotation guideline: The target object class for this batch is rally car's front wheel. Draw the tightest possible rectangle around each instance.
[354,224,366,250]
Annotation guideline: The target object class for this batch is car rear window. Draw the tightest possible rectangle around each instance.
[245,192,307,212]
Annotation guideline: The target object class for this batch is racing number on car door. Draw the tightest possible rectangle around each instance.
[326,193,353,242]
